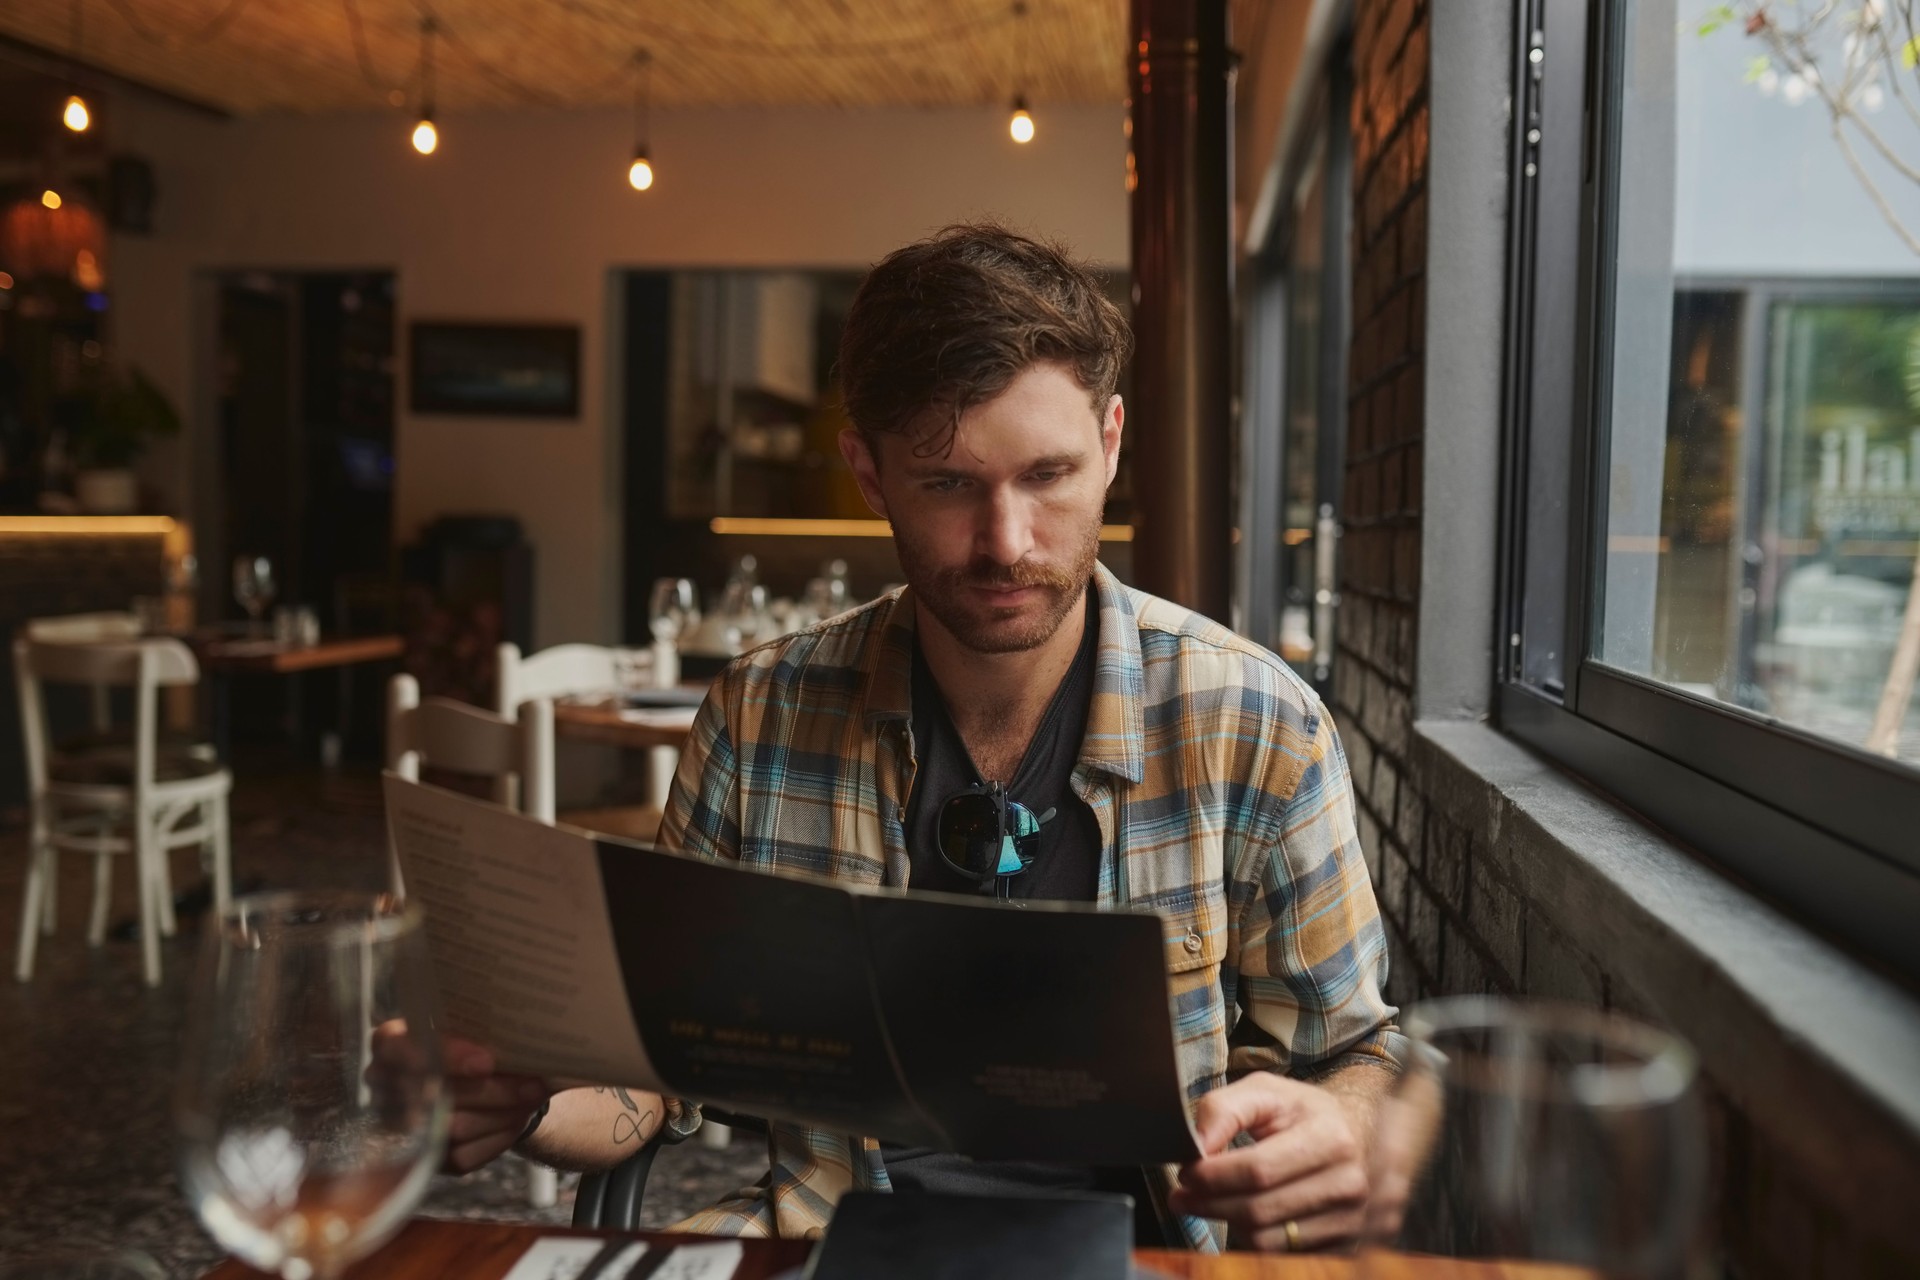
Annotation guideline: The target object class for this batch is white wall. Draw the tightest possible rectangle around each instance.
[108,102,1128,644]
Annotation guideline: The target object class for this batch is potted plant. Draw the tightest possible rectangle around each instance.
[65,362,180,513]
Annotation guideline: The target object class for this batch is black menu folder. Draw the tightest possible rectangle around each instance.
[805,1191,1135,1280]
[384,774,1203,1165]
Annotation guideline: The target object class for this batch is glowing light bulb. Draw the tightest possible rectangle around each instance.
[63,94,91,132]
[41,189,62,210]
[628,153,654,191]
[412,118,438,155]
[1009,98,1035,144]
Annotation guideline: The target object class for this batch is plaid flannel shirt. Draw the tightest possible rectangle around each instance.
[655,563,1402,1250]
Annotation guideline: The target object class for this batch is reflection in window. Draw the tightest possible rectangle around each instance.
[1601,2,1920,768]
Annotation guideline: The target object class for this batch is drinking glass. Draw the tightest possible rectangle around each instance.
[233,555,277,634]
[1359,997,1706,1280]
[648,577,698,643]
[175,892,449,1280]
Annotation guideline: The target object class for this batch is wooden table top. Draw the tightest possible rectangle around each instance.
[198,1217,1587,1279]
[195,633,404,674]
[553,697,701,750]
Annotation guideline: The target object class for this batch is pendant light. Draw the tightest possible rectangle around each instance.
[411,18,439,155]
[1008,2,1034,143]
[628,49,654,190]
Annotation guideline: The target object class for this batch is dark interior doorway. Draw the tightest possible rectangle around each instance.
[213,270,396,750]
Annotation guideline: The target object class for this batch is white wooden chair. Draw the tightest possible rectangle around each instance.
[497,642,675,822]
[384,673,562,1208]
[13,636,233,987]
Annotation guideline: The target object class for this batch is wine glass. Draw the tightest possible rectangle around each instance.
[648,577,698,643]
[233,555,277,635]
[175,892,449,1280]
[1359,997,1706,1280]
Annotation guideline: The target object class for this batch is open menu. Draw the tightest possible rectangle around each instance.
[384,774,1201,1164]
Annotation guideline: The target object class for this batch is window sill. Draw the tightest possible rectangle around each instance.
[1411,718,1920,1240]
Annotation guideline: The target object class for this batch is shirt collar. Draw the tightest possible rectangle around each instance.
[862,562,1145,785]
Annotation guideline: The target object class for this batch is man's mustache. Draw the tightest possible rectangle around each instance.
[939,559,1077,592]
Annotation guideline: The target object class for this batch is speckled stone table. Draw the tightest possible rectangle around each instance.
[0,761,765,1278]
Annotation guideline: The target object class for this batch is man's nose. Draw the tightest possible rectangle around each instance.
[975,489,1035,566]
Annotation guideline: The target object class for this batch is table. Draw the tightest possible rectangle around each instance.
[197,1218,1584,1279]
[552,698,700,751]
[194,633,403,762]
[196,633,404,675]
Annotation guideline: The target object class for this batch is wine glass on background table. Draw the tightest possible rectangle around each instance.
[1358,997,1706,1280]
[649,577,698,686]
[175,892,449,1280]
[232,555,276,636]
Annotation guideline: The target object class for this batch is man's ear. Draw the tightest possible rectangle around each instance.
[838,428,890,520]
[1100,396,1125,487]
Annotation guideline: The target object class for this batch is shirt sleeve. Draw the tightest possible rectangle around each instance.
[654,674,743,865]
[1228,711,1406,1080]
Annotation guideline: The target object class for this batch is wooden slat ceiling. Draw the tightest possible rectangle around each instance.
[0,0,1135,115]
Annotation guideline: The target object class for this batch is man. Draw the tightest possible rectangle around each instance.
[444,224,1403,1252]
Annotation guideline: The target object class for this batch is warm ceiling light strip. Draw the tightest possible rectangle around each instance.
[709,517,1134,542]
[0,516,179,535]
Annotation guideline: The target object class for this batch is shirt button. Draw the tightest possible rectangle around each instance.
[1184,929,1203,954]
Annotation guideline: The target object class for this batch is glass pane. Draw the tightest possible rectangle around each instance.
[1597,0,1920,769]
[1278,143,1328,678]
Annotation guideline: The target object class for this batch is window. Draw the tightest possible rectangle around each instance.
[1500,0,1920,980]
[1240,55,1351,689]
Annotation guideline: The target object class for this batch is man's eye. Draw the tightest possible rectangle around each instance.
[1027,471,1061,484]
[926,477,966,494]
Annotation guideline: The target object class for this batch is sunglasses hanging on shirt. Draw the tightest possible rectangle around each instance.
[936,781,1055,898]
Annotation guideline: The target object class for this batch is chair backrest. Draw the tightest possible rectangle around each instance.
[386,674,554,823]
[13,637,198,794]
[24,612,143,644]
[496,642,620,718]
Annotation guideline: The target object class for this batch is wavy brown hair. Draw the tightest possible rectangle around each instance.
[837,222,1132,458]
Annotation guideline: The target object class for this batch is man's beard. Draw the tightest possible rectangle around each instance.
[896,509,1103,655]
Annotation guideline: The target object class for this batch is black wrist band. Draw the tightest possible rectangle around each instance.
[518,1096,551,1145]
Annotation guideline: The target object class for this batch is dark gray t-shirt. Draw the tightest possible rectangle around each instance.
[881,592,1103,1196]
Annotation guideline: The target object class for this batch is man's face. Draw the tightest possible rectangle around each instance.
[840,362,1124,655]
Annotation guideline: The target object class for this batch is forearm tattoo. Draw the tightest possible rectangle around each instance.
[594,1085,656,1145]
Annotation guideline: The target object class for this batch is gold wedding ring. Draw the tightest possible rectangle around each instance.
[1283,1219,1303,1251]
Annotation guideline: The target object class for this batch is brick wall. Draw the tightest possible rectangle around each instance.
[1337,2,1920,1275]
[1335,0,1427,995]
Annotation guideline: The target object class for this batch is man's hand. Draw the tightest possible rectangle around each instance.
[1168,1071,1381,1252]
[372,1024,549,1175]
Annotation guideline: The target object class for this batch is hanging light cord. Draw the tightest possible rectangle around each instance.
[417,15,435,118]
[633,49,652,149]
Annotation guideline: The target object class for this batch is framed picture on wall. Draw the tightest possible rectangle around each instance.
[408,321,580,417]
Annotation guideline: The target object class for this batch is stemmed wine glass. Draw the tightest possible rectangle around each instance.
[648,577,698,644]
[1359,997,1706,1280]
[175,892,449,1280]
[233,555,277,636]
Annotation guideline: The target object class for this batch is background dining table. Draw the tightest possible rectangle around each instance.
[195,1218,1592,1279]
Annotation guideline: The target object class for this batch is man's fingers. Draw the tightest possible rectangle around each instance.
[445,1129,521,1175]
[1169,1156,1368,1227]
[1189,1076,1306,1154]
[448,1105,534,1146]
[449,1074,548,1111]
[1177,1116,1345,1198]
[1245,1204,1366,1253]
[442,1037,498,1076]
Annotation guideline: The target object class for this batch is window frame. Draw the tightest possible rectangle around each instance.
[1495,0,1920,981]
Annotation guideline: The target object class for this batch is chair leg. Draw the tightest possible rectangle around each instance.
[39,849,57,935]
[15,842,49,982]
[210,796,233,919]
[527,1159,558,1209]
[87,853,113,946]
[136,819,162,988]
